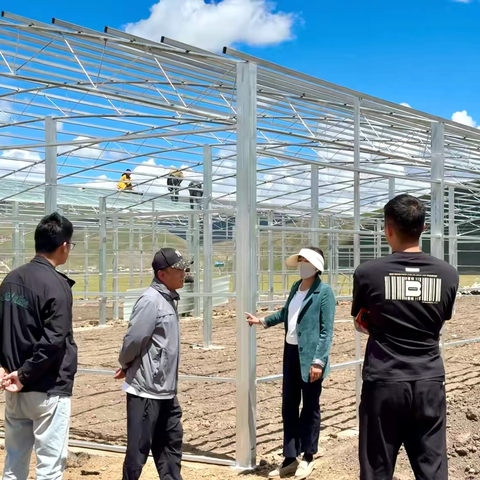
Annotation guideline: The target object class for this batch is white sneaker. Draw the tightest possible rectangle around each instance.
[294,459,316,480]
[268,459,299,478]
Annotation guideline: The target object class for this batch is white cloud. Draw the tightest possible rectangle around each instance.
[400,102,411,108]
[452,110,477,128]
[125,0,297,51]
[453,0,472,3]
[0,150,44,182]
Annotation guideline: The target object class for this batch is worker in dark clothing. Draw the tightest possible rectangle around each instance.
[352,194,459,480]
[167,169,183,202]
[0,213,77,480]
[188,181,203,210]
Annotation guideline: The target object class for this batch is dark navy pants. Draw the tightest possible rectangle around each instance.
[282,342,323,458]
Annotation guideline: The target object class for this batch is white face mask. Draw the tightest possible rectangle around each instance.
[298,262,318,279]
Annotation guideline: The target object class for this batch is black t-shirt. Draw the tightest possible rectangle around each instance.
[352,251,459,382]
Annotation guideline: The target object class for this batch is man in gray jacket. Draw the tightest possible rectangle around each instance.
[115,248,191,480]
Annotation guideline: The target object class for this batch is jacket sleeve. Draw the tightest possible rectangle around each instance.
[118,297,157,370]
[18,295,71,386]
[312,285,336,368]
[262,308,285,328]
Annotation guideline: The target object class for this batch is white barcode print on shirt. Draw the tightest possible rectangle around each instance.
[384,275,442,303]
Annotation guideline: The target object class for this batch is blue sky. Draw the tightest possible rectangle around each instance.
[3,0,480,125]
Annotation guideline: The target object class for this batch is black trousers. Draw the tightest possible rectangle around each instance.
[359,378,447,480]
[282,342,323,458]
[123,394,183,480]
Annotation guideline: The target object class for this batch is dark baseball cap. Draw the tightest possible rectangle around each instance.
[152,248,192,272]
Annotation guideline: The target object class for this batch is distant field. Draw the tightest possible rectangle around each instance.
[66,273,480,299]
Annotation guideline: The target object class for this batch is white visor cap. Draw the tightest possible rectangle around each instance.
[286,248,325,273]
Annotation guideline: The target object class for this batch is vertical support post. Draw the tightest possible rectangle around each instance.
[281,215,286,297]
[139,229,144,287]
[235,61,257,469]
[353,98,362,424]
[376,219,382,258]
[431,122,445,260]
[268,211,274,302]
[327,216,334,288]
[20,223,26,265]
[389,177,396,200]
[388,178,396,254]
[84,228,89,300]
[193,210,201,318]
[311,165,319,246]
[448,187,457,268]
[203,145,213,348]
[45,116,57,215]
[99,198,107,326]
[12,202,20,270]
[113,215,119,321]
[232,226,236,292]
[257,217,261,294]
[152,202,157,256]
[129,217,134,288]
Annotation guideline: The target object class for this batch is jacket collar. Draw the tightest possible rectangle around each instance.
[292,276,322,324]
[31,255,75,287]
[151,277,180,301]
[291,275,322,298]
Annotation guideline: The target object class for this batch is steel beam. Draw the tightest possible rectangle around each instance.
[268,210,274,302]
[353,98,362,424]
[112,215,119,321]
[203,145,213,348]
[44,116,57,215]
[12,202,20,269]
[311,165,319,246]
[431,123,445,260]
[235,61,257,469]
[99,197,107,326]
[449,187,457,268]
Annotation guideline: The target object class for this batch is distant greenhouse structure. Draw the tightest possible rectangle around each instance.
[1,11,480,468]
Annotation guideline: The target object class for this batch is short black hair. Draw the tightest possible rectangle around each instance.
[384,194,425,241]
[35,213,73,254]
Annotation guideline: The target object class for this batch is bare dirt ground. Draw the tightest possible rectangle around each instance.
[1,296,480,479]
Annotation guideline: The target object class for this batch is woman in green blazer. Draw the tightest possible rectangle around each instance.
[247,247,335,480]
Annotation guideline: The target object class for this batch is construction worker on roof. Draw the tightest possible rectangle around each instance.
[118,169,134,191]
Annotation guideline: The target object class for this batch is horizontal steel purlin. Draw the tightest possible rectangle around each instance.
[77,368,236,383]
[0,432,235,467]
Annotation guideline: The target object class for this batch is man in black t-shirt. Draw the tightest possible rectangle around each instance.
[352,194,459,480]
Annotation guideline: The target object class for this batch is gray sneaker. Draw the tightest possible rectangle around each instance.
[268,459,299,478]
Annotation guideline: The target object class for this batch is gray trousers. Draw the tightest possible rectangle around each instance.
[2,392,71,480]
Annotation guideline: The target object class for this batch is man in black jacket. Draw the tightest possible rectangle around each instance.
[0,212,77,480]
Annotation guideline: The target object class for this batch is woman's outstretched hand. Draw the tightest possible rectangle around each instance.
[246,313,262,327]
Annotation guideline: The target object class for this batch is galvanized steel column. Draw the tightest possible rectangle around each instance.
[311,165,319,246]
[193,209,201,318]
[113,215,119,321]
[353,98,362,423]
[268,210,274,302]
[203,145,213,347]
[235,61,257,469]
[84,228,89,300]
[12,202,20,269]
[45,116,57,215]
[449,187,457,268]
[431,123,445,260]
[129,217,134,288]
[99,197,107,326]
